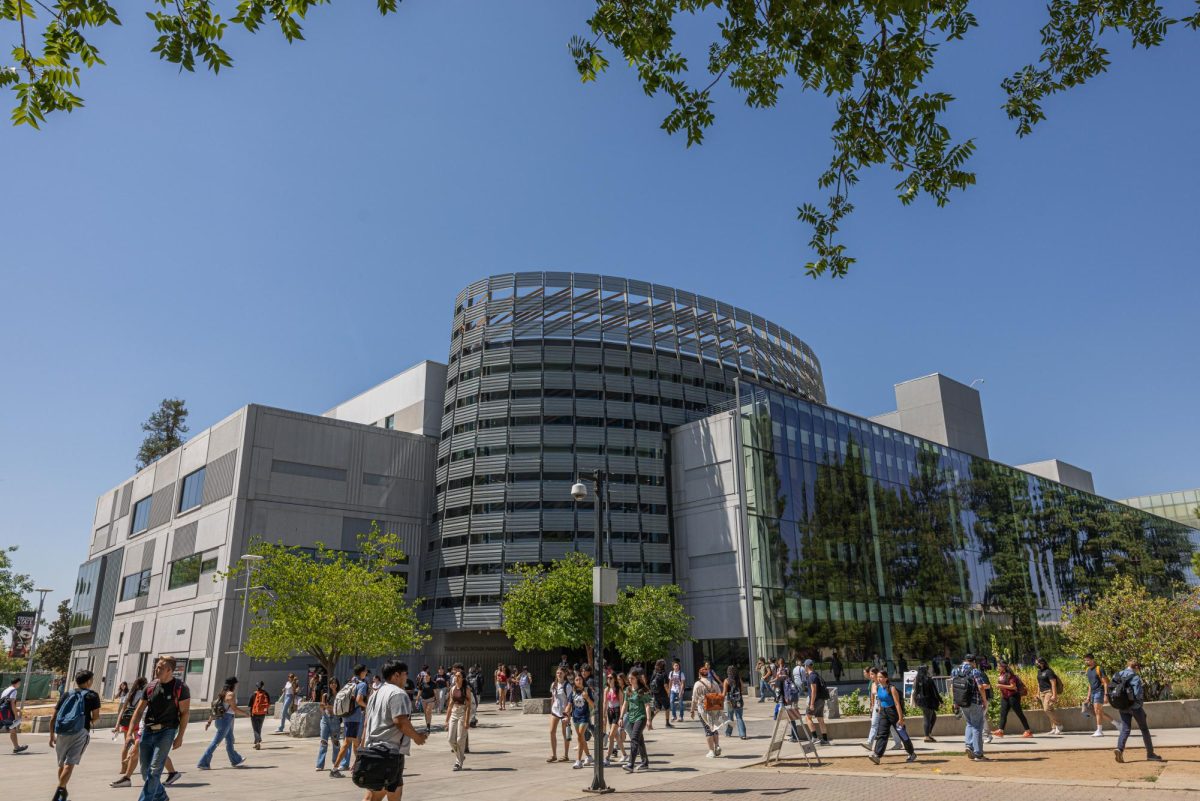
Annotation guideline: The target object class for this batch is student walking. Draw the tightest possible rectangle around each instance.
[912,664,942,742]
[722,665,747,740]
[114,677,147,774]
[1111,659,1162,763]
[867,669,916,765]
[416,668,436,732]
[518,667,532,701]
[621,668,652,773]
[275,673,297,733]
[434,666,450,713]
[315,677,342,771]
[603,673,624,765]
[1085,654,1115,736]
[548,667,572,763]
[249,681,271,749]
[690,666,725,758]
[127,656,192,801]
[49,669,102,801]
[668,660,686,721]
[330,664,370,779]
[803,660,831,745]
[109,678,181,790]
[861,667,903,751]
[756,658,772,703]
[993,661,1033,738]
[358,661,428,801]
[565,674,595,769]
[445,667,474,770]
[494,664,508,711]
[951,654,991,761]
[830,650,844,683]
[1,677,28,754]
[197,676,247,770]
[1034,657,1063,734]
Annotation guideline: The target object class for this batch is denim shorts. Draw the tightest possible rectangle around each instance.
[1090,690,1104,705]
[343,721,361,739]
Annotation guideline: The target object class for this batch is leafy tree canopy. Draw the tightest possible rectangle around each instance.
[4,2,1198,274]
[0,546,34,640]
[501,551,692,664]
[34,599,73,675]
[221,521,427,678]
[1061,574,1200,700]
[136,397,189,469]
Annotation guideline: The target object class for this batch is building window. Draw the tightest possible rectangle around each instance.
[178,467,206,513]
[384,415,395,430]
[130,497,152,536]
[271,460,347,482]
[168,550,219,590]
[120,569,151,601]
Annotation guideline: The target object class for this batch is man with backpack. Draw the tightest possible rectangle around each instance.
[803,660,831,746]
[330,664,370,779]
[951,654,991,761]
[48,669,101,801]
[356,661,427,801]
[1110,658,1162,763]
[127,656,191,801]
[1,677,28,754]
[649,659,672,728]
[1084,653,1116,736]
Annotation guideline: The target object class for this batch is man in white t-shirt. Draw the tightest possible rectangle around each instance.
[360,661,427,801]
[1,678,29,754]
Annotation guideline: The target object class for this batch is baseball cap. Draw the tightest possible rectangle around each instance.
[803,659,814,667]
[963,653,976,662]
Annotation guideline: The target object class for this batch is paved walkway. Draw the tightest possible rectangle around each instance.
[3,699,1196,800]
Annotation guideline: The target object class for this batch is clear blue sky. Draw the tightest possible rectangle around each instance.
[2,2,1197,610]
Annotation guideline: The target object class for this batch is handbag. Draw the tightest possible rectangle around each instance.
[352,742,401,791]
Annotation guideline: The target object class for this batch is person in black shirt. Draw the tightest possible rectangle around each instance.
[1034,657,1063,734]
[49,669,102,801]
[128,656,192,801]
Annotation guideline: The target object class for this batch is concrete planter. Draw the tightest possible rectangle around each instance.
[523,697,552,714]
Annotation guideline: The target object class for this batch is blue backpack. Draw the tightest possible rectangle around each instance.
[55,689,87,735]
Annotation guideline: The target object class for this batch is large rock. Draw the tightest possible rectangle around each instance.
[289,701,323,738]
[523,697,551,714]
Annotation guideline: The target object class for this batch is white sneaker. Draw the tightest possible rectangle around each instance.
[1092,729,1104,737]
[572,760,583,769]
[705,750,716,758]
[583,756,594,766]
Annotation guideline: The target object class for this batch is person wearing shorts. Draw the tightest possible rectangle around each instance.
[565,674,594,769]
[1085,654,1115,735]
[50,670,101,801]
[547,669,572,763]
[360,661,426,801]
[803,660,831,745]
[331,664,369,778]
[1035,657,1063,734]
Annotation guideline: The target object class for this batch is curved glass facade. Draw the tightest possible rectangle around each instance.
[739,384,1196,666]
[424,272,825,631]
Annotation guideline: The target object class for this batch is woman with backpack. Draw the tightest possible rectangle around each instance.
[112,677,143,768]
[868,669,916,765]
[565,673,596,769]
[197,676,248,770]
[315,676,342,771]
[1035,657,1064,734]
[249,681,270,749]
[722,665,747,740]
[689,666,725,758]
[913,664,942,742]
[445,667,474,770]
[993,660,1033,738]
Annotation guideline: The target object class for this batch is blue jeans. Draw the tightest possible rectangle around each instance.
[724,706,746,738]
[138,726,177,801]
[198,714,243,768]
[316,714,342,768]
[961,703,986,755]
[758,678,770,702]
[669,689,684,719]
[276,695,294,731]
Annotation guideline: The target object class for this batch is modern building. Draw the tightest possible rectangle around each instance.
[69,272,1198,694]
[69,403,437,700]
[1015,459,1096,494]
[1121,488,1200,530]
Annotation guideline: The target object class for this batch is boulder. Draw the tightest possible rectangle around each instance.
[523,697,551,714]
[289,701,323,738]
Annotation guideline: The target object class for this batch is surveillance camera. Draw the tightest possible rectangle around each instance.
[570,482,587,501]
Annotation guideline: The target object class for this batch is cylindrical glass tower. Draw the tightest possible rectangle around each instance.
[423,272,825,632]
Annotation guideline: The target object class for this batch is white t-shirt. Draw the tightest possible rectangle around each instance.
[1,685,18,712]
[283,681,294,699]
[363,682,413,755]
[550,681,570,717]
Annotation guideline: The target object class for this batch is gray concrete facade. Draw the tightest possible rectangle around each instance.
[871,373,989,459]
[323,359,447,437]
[1016,459,1097,494]
[69,404,437,702]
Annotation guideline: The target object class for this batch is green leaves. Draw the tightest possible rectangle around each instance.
[609,583,691,664]
[222,521,428,676]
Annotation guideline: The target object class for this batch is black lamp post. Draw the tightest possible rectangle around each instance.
[572,469,615,794]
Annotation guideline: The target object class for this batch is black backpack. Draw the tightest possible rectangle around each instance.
[1108,672,1136,710]
[352,742,402,791]
[650,673,665,695]
[810,672,830,701]
[951,670,976,707]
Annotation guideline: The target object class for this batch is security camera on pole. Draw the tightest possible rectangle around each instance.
[572,472,617,795]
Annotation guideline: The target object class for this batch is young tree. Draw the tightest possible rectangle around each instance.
[1061,575,1200,700]
[608,584,691,666]
[502,552,692,664]
[34,600,73,675]
[0,546,34,642]
[222,522,427,678]
[4,2,1198,275]
[136,398,189,469]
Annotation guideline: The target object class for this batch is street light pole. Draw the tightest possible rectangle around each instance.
[20,588,53,705]
[232,556,261,681]
[573,470,614,794]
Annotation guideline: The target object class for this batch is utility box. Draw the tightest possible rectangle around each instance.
[593,566,618,606]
